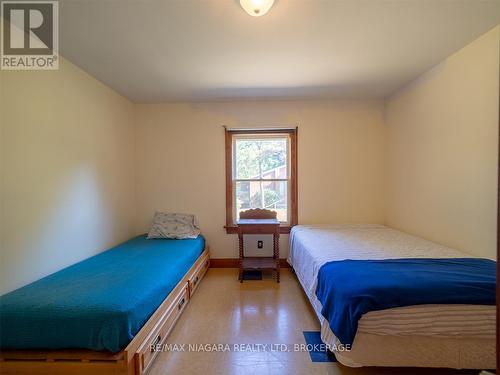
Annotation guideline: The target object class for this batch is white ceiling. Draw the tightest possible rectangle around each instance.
[59,0,500,102]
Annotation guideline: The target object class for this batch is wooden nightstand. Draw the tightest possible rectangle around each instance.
[236,209,280,283]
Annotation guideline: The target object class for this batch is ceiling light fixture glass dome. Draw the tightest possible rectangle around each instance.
[240,0,275,17]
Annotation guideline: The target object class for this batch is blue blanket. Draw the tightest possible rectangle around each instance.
[315,258,496,346]
[0,235,205,352]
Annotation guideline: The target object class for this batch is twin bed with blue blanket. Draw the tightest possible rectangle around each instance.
[0,234,209,374]
[288,224,496,369]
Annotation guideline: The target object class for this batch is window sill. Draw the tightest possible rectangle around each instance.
[224,225,292,234]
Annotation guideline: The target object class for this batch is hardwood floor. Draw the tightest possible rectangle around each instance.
[149,268,479,375]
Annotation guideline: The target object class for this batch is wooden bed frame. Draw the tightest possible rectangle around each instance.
[0,248,211,375]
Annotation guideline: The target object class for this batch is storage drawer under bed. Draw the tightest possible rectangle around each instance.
[134,283,189,374]
[188,254,209,297]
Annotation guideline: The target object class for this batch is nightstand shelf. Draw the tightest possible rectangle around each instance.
[241,257,278,270]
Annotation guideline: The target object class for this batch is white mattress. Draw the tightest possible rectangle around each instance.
[288,224,495,340]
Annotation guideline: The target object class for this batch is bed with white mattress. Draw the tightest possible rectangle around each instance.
[288,224,495,369]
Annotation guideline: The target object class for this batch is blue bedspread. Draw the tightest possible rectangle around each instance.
[315,258,496,346]
[0,235,205,352]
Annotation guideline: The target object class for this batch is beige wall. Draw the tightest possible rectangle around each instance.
[385,26,499,259]
[0,57,136,294]
[134,100,386,258]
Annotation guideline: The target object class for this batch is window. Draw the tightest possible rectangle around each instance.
[225,127,297,233]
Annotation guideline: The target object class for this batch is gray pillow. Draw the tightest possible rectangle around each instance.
[147,212,201,239]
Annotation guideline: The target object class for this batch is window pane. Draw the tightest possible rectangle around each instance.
[235,180,288,222]
[235,138,288,180]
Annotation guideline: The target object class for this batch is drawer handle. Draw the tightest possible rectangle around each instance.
[151,334,161,351]
[194,276,199,285]
[205,260,209,267]
[178,297,185,310]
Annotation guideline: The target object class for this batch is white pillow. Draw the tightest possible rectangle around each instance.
[147,212,200,239]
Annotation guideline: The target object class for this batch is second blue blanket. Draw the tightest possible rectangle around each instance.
[315,258,496,347]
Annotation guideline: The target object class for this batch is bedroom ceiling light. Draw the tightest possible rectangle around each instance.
[240,0,275,17]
